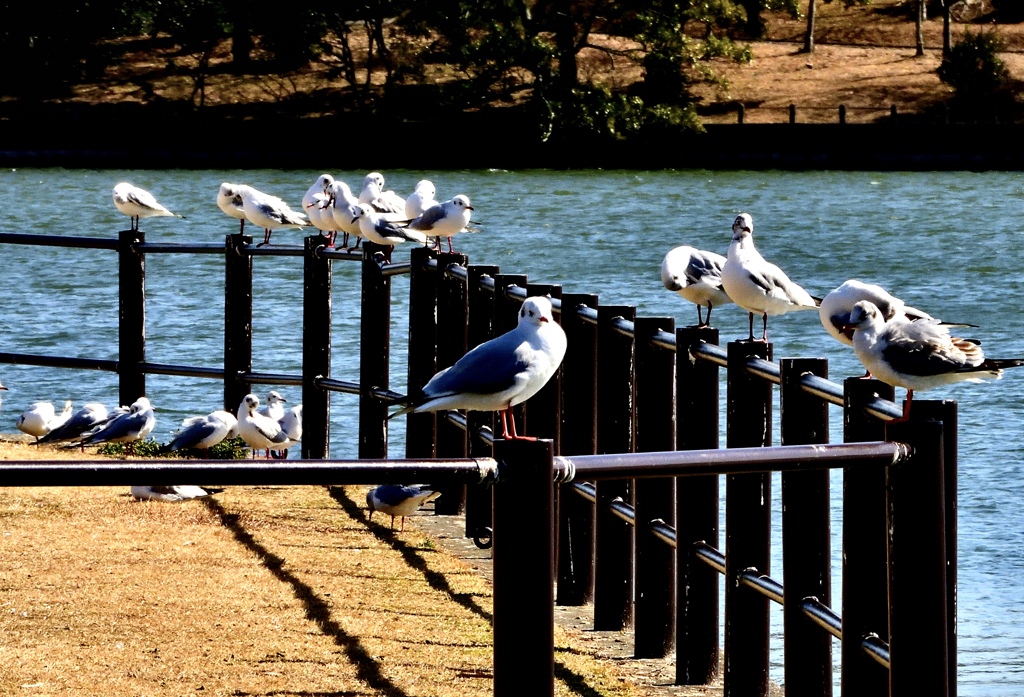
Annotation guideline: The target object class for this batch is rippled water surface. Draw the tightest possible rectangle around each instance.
[2,167,1024,694]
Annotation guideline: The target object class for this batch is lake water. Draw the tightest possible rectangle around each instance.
[2,167,1024,694]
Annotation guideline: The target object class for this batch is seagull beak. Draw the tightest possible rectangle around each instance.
[466,205,475,211]
[539,316,549,323]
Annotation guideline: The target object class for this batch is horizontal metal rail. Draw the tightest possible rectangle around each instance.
[0,457,499,487]
[240,371,304,387]
[136,242,226,254]
[442,410,496,446]
[138,361,224,379]
[0,232,119,250]
[739,568,785,604]
[243,244,305,257]
[0,351,117,372]
[314,377,361,395]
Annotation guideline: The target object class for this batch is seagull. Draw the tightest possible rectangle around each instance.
[390,295,567,440]
[130,485,220,502]
[721,213,819,341]
[819,279,974,348]
[236,393,297,458]
[845,300,1024,420]
[408,194,476,253]
[0,380,7,410]
[236,184,310,247]
[273,404,303,459]
[257,391,287,421]
[405,180,438,220]
[217,183,248,234]
[359,172,406,214]
[325,179,363,249]
[366,485,441,532]
[112,182,184,231]
[351,203,427,262]
[36,402,110,444]
[17,400,72,441]
[303,174,338,243]
[661,245,733,327]
[165,410,238,453]
[77,397,156,454]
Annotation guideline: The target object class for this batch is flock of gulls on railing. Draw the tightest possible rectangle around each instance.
[5,174,1024,523]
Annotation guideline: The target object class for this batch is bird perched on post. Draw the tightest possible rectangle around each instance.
[844,299,1024,420]
[660,245,733,327]
[76,397,156,454]
[216,183,248,234]
[407,194,477,253]
[236,184,310,247]
[366,485,441,532]
[721,213,819,341]
[112,183,184,231]
[390,295,567,440]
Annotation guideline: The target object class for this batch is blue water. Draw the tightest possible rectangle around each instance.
[2,167,1024,694]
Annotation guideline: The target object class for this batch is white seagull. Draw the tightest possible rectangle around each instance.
[17,400,73,441]
[405,180,438,220]
[325,179,364,249]
[217,182,249,234]
[366,485,441,532]
[130,485,220,502]
[359,172,406,214]
[661,245,733,327]
[236,393,297,458]
[721,213,819,341]
[77,397,156,454]
[845,300,1024,419]
[303,174,338,243]
[36,402,109,444]
[351,203,427,261]
[257,390,287,421]
[113,182,184,231]
[276,404,303,458]
[237,184,310,247]
[408,194,476,253]
[391,295,567,440]
[165,410,238,453]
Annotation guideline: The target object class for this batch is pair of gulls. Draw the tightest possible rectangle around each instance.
[236,391,303,458]
[661,213,1024,417]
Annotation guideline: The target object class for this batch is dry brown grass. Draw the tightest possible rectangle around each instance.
[0,440,645,696]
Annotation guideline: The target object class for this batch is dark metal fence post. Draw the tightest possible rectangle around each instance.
[910,399,958,697]
[435,252,470,514]
[885,412,950,697]
[465,264,500,541]
[724,340,772,697]
[118,229,146,406]
[780,358,831,697]
[493,438,555,697]
[358,242,390,459]
[633,316,676,658]
[406,246,439,459]
[842,377,894,696]
[594,305,636,631]
[557,293,599,606]
[224,233,253,415]
[675,326,720,685]
[302,236,331,459]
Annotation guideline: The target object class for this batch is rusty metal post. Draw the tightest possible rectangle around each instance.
[910,399,958,696]
[523,283,562,446]
[885,413,950,697]
[435,252,470,514]
[224,233,253,415]
[493,438,555,697]
[724,340,772,697]
[465,264,500,541]
[780,358,831,697]
[633,316,676,658]
[406,246,439,459]
[594,305,636,631]
[675,326,721,685]
[302,235,331,459]
[557,293,599,606]
[842,377,894,697]
[118,229,146,406]
[358,242,390,459]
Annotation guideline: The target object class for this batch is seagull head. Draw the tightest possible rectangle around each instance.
[314,174,334,194]
[364,172,386,192]
[266,391,287,405]
[351,203,370,225]
[731,213,753,241]
[452,194,474,212]
[130,397,153,413]
[519,296,555,327]
[414,180,435,198]
[844,300,883,334]
[243,393,260,414]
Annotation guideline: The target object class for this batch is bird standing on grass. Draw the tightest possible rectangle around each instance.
[390,295,567,440]
[660,245,733,327]
[131,485,221,502]
[36,402,109,444]
[17,400,73,441]
[76,397,156,454]
[165,410,238,454]
[236,393,297,458]
[366,485,441,532]
[112,182,184,231]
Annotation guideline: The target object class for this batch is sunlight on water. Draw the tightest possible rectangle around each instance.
[2,166,1024,694]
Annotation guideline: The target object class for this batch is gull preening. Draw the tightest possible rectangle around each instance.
[165,410,238,454]
[112,182,184,231]
[216,183,248,234]
[405,180,438,220]
[661,245,733,327]
[845,300,1024,419]
[408,194,476,253]
[76,396,156,454]
[325,179,363,249]
[303,174,339,243]
[130,485,220,502]
[359,172,406,215]
[391,295,567,440]
[366,485,441,532]
[17,400,73,441]
[36,402,109,444]
[236,184,310,246]
[721,213,819,341]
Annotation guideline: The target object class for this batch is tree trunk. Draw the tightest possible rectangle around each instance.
[942,0,951,56]
[915,0,925,57]
[803,0,816,54]
[228,0,252,70]
[553,0,579,96]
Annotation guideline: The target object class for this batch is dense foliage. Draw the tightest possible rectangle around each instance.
[938,30,1012,113]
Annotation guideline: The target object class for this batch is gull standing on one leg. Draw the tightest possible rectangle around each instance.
[217,183,249,234]
[113,183,184,231]
[237,184,310,247]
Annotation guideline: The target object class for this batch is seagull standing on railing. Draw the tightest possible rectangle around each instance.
[405,180,438,220]
[359,172,406,215]
[112,182,184,231]
[217,183,249,234]
[721,212,819,341]
[351,203,427,262]
[303,174,339,244]
[236,184,310,247]
[844,299,1024,420]
[407,194,477,253]
[390,295,567,440]
[366,484,441,532]
[661,245,733,327]
[325,179,363,249]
